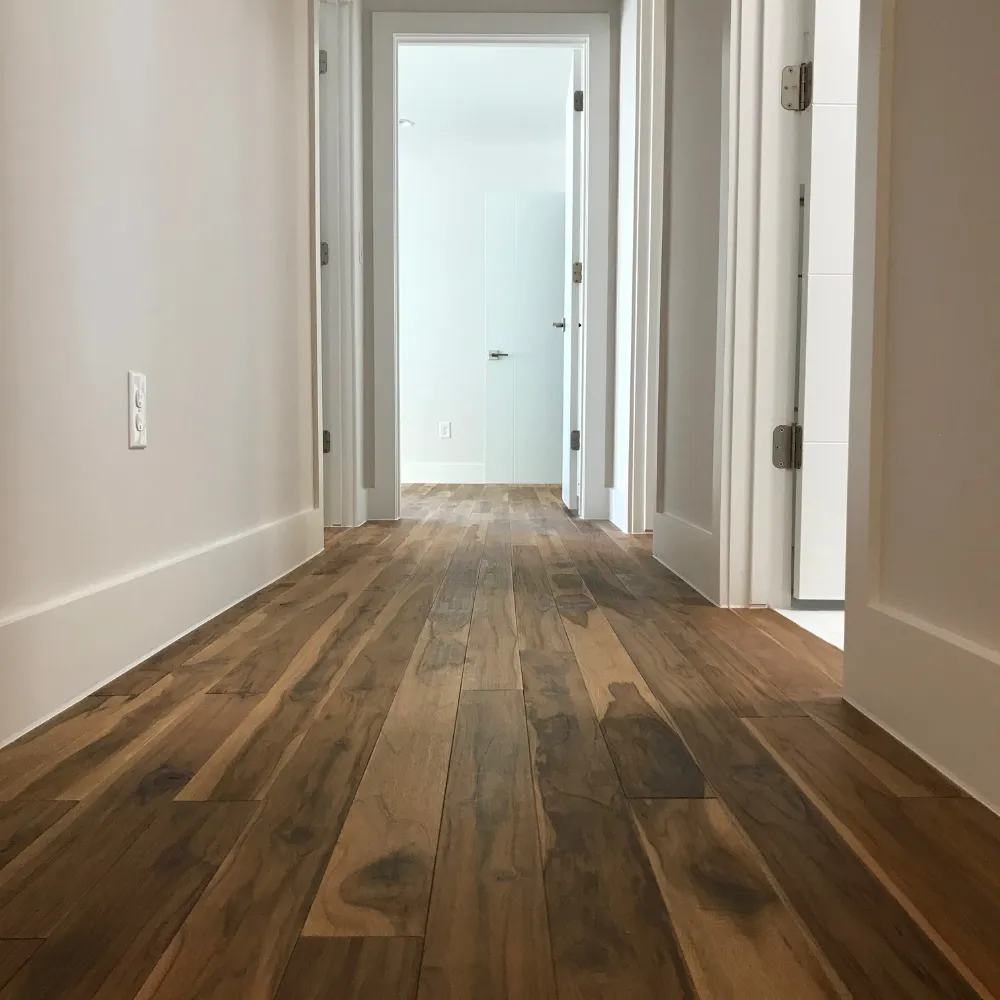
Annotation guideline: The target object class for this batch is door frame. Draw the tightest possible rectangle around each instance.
[369,11,613,520]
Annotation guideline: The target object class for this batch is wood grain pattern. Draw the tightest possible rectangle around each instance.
[536,528,706,799]
[463,522,520,690]
[0,801,74,875]
[304,526,484,937]
[750,715,1000,998]
[803,698,961,797]
[0,802,254,1000]
[0,944,40,993]
[511,544,571,654]
[0,486,991,1000]
[417,690,556,1000]
[631,798,843,1000]
[275,937,422,1000]
[521,649,696,1000]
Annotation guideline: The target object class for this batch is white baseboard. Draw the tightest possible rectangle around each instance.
[401,461,486,484]
[651,509,720,605]
[0,508,323,748]
[609,486,630,533]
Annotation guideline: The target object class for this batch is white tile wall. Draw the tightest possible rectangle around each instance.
[813,0,860,104]
[806,104,858,276]
[796,442,849,601]
[802,273,854,443]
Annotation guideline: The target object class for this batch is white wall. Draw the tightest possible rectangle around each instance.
[0,1,321,745]
[847,0,1000,812]
[794,0,859,600]
[652,0,729,602]
[398,134,565,483]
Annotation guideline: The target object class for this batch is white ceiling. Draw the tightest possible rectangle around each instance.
[397,45,574,142]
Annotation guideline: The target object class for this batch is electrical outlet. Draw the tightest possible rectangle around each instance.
[129,371,147,449]
[438,421,452,440]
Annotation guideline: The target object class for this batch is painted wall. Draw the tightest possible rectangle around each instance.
[653,0,729,602]
[398,133,566,482]
[795,0,859,600]
[847,0,1000,811]
[0,1,320,745]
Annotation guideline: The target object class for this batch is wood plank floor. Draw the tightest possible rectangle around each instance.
[0,484,998,999]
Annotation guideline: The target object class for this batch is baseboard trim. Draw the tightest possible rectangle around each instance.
[0,508,323,748]
[651,510,719,605]
[401,461,486,484]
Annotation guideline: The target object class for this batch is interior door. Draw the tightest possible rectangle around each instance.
[792,0,859,602]
[562,54,584,511]
[484,192,565,484]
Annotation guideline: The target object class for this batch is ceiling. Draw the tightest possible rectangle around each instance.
[397,44,574,142]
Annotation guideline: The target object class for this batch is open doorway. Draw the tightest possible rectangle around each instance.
[368,12,612,522]
[396,45,575,494]
[776,0,860,650]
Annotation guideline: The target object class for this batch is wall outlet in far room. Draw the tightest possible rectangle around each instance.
[438,421,452,440]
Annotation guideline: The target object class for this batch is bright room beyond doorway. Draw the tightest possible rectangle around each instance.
[397,44,574,487]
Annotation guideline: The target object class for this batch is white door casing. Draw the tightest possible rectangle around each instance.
[562,54,583,511]
[370,12,612,520]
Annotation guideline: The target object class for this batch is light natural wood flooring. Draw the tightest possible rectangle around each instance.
[0,484,998,999]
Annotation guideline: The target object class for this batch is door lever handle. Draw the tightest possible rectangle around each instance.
[488,350,509,360]
[553,320,566,330]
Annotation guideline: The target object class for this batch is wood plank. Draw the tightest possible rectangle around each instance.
[632,798,843,999]
[803,698,960,798]
[511,545,570,653]
[0,697,130,800]
[535,530,706,799]
[131,530,463,1000]
[749,715,1000,998]
[735,608,844,684]
[0,802,254,1000]
[0,693,257,936]
[209,589,350,695]
[520,650,695,1000]
[464,522,520,690]
[0,801,74,875]
[275,938,422,1000]
[176,522,445,803]
[693,606,840,703]
[417,690,556,1000]
[0,944,40,992]
[622,643,980,1000]
[304,526,485,936]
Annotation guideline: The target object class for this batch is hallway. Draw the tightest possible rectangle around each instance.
[0,486,997,999]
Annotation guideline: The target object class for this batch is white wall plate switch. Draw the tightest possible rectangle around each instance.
[438,421,452,440]
[129,371,147,449]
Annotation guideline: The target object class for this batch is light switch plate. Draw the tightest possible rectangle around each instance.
[129,371,147,449]
[438,421,451,440]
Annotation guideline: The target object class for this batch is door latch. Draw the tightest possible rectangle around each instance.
[570,430,581,452]
[488,350,509,360]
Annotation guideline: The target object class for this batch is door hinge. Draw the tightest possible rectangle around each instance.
[572,261,583,284]
[320,241,329,266]
[319,49,328,75]
[574,90,584,112]
[570,430,581,452]
[323,429,331,454]
[781,61,813,111]
[772,424,803,470]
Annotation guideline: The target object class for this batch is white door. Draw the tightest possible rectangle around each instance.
[791,0,859,601]
[562,54,584,511]
[484,192,565,484]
